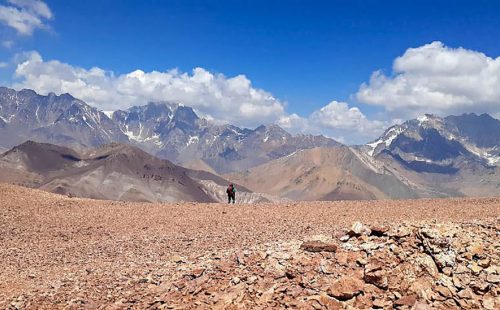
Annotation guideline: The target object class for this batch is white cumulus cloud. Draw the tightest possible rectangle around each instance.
[12,51,286,128]
[11,51,388,143]
[357,41,500,118]
[278,101,387,143]
[0,0,53,35]
[310,101,385,133]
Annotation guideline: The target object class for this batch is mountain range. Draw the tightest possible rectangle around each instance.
[0,87,338,174]
[1,86,499,201]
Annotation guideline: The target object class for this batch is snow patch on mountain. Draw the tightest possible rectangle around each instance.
[102,111,114,119]
[366,126,405,156]
[187,136,199,146]
[0,114,15,123]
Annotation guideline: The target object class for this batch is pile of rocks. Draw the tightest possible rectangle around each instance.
[5,220,499,309]
[106,220,498,309]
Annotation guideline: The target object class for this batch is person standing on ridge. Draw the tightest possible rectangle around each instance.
[226,183,236,204]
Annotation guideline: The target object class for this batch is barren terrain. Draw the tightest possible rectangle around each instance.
[1,183,499,309]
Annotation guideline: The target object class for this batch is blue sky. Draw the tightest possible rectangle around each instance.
[1,0,500,143]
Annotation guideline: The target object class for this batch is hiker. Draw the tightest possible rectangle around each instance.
[226,183,236,204]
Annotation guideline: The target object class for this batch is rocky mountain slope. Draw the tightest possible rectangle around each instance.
[0,87,128,151]
[1,184,498,309]
[364,113,500,169]
[0,141,277,203]
[356,113,500,198]
[0,87,339,174]
[227,146,418,200]
[111,102,338,173]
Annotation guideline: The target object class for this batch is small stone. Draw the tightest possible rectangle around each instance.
[327,277,364,300]
[435,285,452,298]
[452,274,470,288]
[339,235,350,242]
[478,258,491,268]
[470,281,490,294]
[300,241,337,253]
[308,293,342,310]
[320,260,336,274]
[356,257,367,266]
[235,252,246,265]
[364,263,388,289]
[372,298,390,308]
[349,222,371,237]
[190,268,205,278]
[354,292,373,309]
[468,244,485,259]
[259,286,275,303]
[171,255,184,263]
[454,264,469,274]
[370,225,389,236]
[486,274,500,284]
[468,262,483,275]
[482,296,495,310]
[231,277,240,285]
[247,276,258,284]
[394,294,417,307]
[457,287,475,299]
[413,301,431,310]
[442,267,452,276]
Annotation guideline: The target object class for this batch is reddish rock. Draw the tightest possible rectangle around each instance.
[300,241,337,253]
[435,285,452,299]
[308,293,342,310]
[364,261,388,290]
[189,268,205,278]
[370,225,390,236]
[327,277,364,300]
[394,294,417,307]
[349,221,372,237]
[354,293,373,309]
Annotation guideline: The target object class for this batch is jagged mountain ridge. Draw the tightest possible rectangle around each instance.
[353,114,500,198]
[111,102,339,173]
[0,87,339,174]
[364,113,500,170]
[0,87,128,150]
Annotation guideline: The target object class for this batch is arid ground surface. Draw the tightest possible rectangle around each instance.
[1,183,499,309]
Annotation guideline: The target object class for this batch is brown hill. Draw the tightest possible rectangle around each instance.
[0,141,272,203]
[226,146,418,200]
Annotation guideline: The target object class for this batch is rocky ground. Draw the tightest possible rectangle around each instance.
[0,183,499,309]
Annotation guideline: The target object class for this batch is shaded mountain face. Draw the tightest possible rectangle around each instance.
[365,113,500,171]
[0,87,339,174]
[0,141,278,203]
[444,113,500,148]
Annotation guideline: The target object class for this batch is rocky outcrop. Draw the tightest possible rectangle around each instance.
[8,219,497,309]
